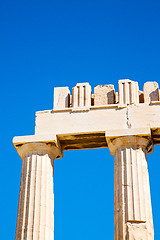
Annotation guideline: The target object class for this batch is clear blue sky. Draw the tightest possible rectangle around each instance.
[1,0,160,239]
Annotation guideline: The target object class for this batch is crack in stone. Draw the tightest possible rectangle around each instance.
[126,107,131,128]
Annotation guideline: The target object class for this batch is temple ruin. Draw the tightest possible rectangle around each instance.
[13,79,160,239]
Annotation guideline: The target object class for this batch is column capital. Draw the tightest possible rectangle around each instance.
[105,128,153,155]
[13,134,63,159]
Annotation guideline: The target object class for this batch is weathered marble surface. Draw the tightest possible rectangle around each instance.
[13,79,160,240]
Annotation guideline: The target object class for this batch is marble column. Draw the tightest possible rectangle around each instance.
[15,142,61,240]
[107,136,154,240]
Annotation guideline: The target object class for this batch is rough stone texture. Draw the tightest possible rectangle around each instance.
[54,87,70,109]
[94,84,115,105]
[127,223,148,240]
[143,81,159,103]
[107,136,154,240]
[118,79,139,105]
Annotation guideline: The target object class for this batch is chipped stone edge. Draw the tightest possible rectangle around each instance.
[13,134,63,160]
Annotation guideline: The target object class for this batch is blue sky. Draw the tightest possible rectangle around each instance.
[1,0,160,239]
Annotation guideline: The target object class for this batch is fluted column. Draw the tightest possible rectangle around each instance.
[15,142,61,240]
[107,136,154,240]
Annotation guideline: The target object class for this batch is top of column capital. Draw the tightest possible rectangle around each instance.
[13,134,63,160]
[105,128,153,155]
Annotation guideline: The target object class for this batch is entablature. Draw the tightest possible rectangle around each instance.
[13,79,160,153]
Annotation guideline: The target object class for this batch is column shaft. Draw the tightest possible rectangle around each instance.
[15,152,54,240]
[114,146,154,240]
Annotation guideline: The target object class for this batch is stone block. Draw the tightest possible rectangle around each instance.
[72,82,91,108]
[143,81,159,103]
[54,87,70,109]
[94,84,115,105]
[118,79,139,105]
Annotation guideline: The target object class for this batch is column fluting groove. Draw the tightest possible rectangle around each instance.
[114,145,154,240]
[15,151,55,240]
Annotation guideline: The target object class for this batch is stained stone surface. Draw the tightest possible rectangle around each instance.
[106,135,154,240]
[143,81,159,103]
[94,84,115,105]
[13,79,160,240]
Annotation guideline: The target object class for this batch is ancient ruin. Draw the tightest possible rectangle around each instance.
[13,79,160,239]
